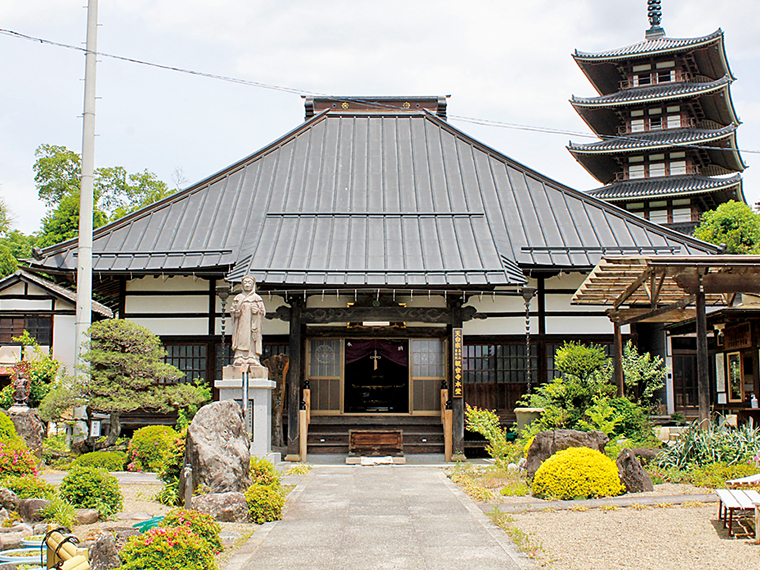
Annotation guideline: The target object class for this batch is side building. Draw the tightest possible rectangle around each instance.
[29,96,717,456]
[568,6,746,235]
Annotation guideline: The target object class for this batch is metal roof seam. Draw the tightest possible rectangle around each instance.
[234,149,270,274]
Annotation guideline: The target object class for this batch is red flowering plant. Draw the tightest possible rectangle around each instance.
[0,440,38,477]
[160,508,222,553]
[120,526,219,570]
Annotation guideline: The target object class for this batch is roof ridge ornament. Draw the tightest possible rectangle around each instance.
[646,0,666,39]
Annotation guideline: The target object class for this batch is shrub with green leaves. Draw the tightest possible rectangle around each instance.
[250,457,281,487]
[0,413,18,442]
[120,526,219,570]
[161,508,222,553]
[648,461,760,489]
[39,496,77,529]
[155,429,186,506]
[656,421,760,470]
[0,474,56,500]
[59,466,123,517]
[465,405,513,466]
[0,440,38,476]
[245,484,284,524]
[72,451,126,471]
[0,332,61,409]
[532,447,625,500]
[127,426,180,472]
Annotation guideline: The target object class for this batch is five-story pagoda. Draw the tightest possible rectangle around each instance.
[568,0,746,235]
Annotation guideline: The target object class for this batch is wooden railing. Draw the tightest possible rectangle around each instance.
[299,386,311,462]
[441,388,452,462]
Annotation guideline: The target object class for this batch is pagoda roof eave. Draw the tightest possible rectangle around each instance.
[568,127,745,184]
[586,174,743,202]
[573,30,734,96]
[570,76,733,108]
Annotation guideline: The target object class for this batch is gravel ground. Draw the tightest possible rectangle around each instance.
[490,484,760,569]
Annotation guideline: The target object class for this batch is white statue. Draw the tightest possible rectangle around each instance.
[230,275,266,369]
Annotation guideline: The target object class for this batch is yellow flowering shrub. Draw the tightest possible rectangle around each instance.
[532,447,624,500]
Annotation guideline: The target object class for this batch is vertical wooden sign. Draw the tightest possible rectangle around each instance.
[452,328,463,398]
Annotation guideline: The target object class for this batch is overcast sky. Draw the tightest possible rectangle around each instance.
[2,0,759,235]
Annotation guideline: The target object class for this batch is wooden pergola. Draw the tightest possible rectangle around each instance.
[573,256,760,422]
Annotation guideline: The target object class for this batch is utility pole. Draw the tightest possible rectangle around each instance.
[75,0,98,369]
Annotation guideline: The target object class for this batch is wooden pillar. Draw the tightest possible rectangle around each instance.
[450,300,465,456]
[696,286,710,425]
[614,321,624,398]
[286,297,304,459]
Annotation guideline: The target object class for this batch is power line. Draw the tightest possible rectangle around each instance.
[2,27,758,156]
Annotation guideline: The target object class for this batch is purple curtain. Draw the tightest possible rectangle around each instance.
[344,339,408,367]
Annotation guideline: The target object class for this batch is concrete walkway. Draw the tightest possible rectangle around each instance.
[227,465,532,570]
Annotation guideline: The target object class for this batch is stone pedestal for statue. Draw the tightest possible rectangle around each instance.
[216,365,278,461]
[5,407,44,460]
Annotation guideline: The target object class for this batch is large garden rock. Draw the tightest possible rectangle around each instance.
[630,447,660,465]
[18,498,51,523]
[0,489,18,511]
[617,448,654,493]
[192,492,249,522]
[89,533,121,570]
[5,408,45,459]
[76,508,100,525]
[525,429,609,479]
[180,400,252,497]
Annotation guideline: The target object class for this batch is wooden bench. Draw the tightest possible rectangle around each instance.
[716,489,760,537]
[348,429,403,456]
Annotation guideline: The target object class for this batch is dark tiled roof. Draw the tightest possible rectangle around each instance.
[568,125,738,153]
[32,105,719,282]
[0,270,113,317]
[573,30,724,61]
[587,174,743,201]
[571,76,732,107]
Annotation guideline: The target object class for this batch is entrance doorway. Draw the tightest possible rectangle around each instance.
[344,339,409,413]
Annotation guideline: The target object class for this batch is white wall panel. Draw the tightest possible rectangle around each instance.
[464,295,524,313]
[546,316,613,335]
[214,316,289,336]
[52,315,77,371]
[1,283,26,295]
[126,295,208,314]
[0,299,52,310]
[54,299,75,311]
[126,275,209,292]
[129,318,207,336]
[545,272,587,290]
[464,317,530,335]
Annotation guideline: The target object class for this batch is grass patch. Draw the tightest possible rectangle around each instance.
[488,507,543,559]
[285,463,312,476]
[447,463,530,502]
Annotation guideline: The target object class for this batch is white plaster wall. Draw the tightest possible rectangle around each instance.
[464,317,532,335]
[0,299,52,310]
[545,316,613,335]
[214,315,289,336]
[129,318,207,336]
[545,272,587,290]
[52,315,77,372]
[1,283,26,295]
[464,294,524,313]
[126,275,209,292]
[125,295,208,314]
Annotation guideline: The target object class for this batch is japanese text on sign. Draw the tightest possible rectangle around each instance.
[452,328,463,398]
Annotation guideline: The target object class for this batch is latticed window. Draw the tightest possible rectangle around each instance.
[164,343,207,383]
[462,343,537,384]
[0,317,52,346]
[309,339,341,378]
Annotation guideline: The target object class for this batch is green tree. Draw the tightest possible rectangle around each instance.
[37,192,107,249]
[694,200,760,254]
[0,245,17,278]
[32,144,172,247]
[70,319,208,447]
[1,230,36,262]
